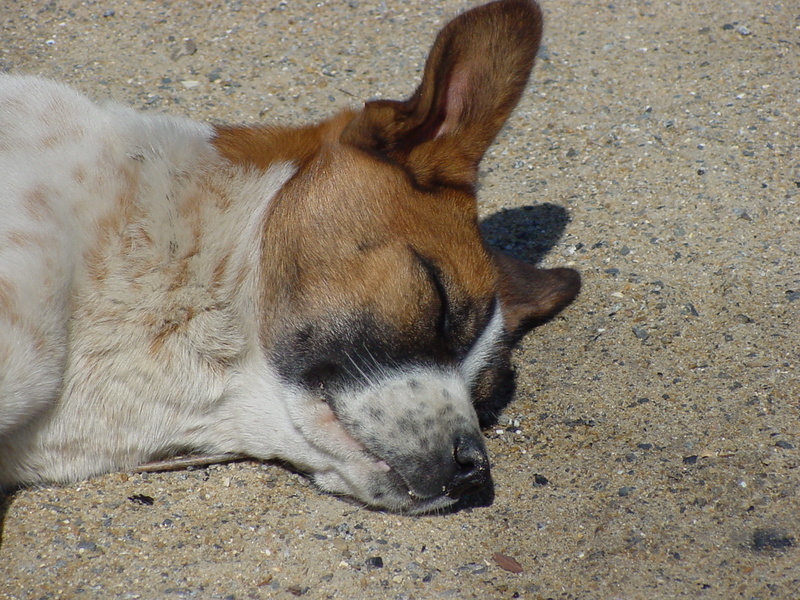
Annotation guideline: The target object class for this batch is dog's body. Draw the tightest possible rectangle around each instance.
[0,0,579,513]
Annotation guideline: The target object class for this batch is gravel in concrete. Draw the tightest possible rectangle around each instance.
[1,1,798,598]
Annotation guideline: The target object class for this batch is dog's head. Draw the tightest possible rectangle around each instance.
[214,0,579,513]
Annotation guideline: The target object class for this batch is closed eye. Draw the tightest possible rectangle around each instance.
[413,251,451,339]
[410,250,496,361]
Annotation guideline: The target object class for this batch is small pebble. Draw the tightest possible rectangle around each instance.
[77,540,98,552]
[128,494,155,506]
[172,39,198,61]
[456,563,488,575]
[533,473,549,486]
[775,440,794,450]
[683,303,700,317]
[286,585,308,596]
[365,556,384,569]
[752,528,794,551]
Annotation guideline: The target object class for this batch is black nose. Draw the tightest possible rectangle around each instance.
[447,435,490,498]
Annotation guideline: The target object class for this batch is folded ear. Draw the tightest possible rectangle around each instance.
[492,251,581,343]
[341,0,543,189]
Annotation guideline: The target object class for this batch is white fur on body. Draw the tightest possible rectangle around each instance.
[0,75,302,481]
[0,76,504,511]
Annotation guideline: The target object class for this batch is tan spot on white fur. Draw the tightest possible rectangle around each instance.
[0,279,17,317]
[41,124,85,149]
[178,188,204,219]
[204,179,235,212]
[114,168,140,215]
[85,252,108,283]
[127,224,155,251]
[0,308,45,352]
[167,260,192,292]
[0,288,45,353]
[23,186,53,221]
[211,253,231,292]
[5,231,47,250]
[28,322,48,354]
[34,97,86,148]
[233,264,251,296]
[71,165,87,185]
[149,307,195,356]
[83,212,122,282]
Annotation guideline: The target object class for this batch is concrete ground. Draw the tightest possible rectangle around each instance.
[1,0,798,598]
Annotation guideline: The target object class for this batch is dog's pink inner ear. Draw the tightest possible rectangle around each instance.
[430,65,470,141]
[341,0,543,188]
[492,251,581,342]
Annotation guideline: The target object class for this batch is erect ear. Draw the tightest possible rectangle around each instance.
[341,0,543,189]
[491,250,581,344]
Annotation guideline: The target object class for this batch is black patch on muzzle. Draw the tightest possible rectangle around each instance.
[270,298,494,393]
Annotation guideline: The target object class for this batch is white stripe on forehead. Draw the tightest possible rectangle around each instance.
[459,298,505,386]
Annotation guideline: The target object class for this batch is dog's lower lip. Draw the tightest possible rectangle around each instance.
[403,494,458,515]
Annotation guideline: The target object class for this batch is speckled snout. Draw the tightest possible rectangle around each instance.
[333,368,491,511]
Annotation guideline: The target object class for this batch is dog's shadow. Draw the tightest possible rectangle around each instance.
[471,201,572,429]
[480,202,572,265]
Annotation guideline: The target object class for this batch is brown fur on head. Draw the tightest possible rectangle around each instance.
[215,0,579,355]
[214,2,580,447]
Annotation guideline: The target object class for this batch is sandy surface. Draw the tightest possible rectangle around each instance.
[1,1,798,598]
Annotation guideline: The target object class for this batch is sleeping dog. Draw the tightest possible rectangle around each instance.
[0,0,579,513]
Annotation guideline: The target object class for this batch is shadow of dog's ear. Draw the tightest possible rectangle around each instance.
[491,250,581,344]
